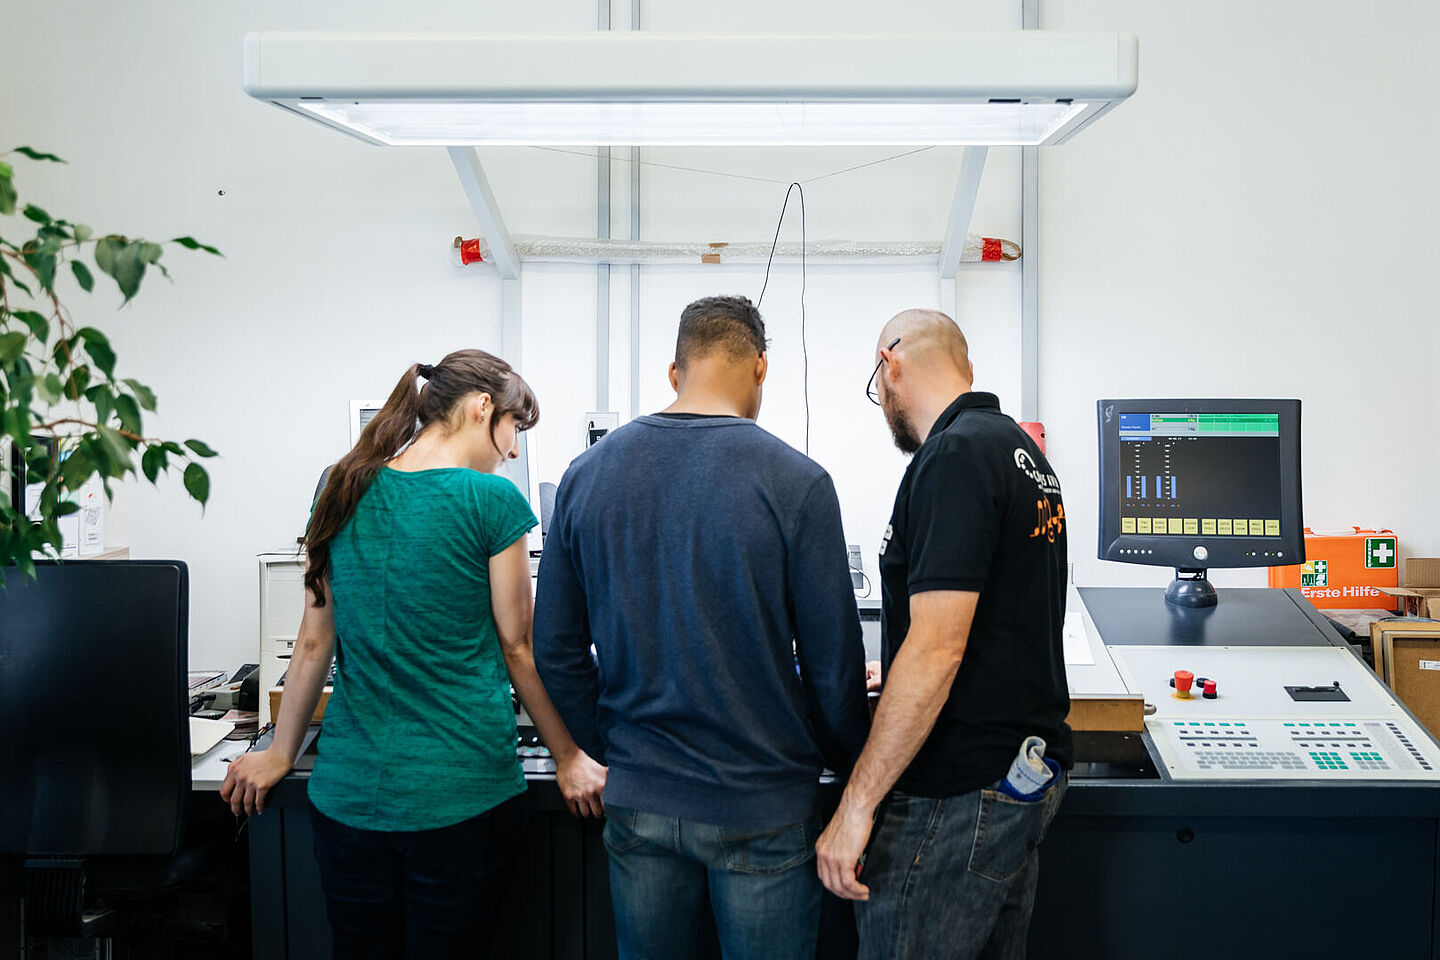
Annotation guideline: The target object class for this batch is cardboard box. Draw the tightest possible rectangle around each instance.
[1269,528,1399,609]
[1377,558,1440,617]
[1371,620,1440,687]
[1372,623,1440,737]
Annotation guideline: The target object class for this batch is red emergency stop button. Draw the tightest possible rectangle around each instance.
[1174,670,1194,700]
[1203,680,1218,699]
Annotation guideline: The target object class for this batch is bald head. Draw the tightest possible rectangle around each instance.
[872,309,974,454]
[878,309,972,381]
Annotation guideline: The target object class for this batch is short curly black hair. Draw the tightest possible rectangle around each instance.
[674,295,768,370]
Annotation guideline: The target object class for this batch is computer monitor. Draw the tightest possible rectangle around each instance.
[0,560,190,858]
[1096,399,1304,607]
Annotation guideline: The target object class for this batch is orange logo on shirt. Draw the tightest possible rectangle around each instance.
[1031,497,1065,543]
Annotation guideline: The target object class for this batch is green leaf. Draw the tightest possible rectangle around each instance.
[95,426,134,476]
[72,223,92,244]
[94,235,123,276]
[11,147,66,163]
[183,462,210,506]
[0,331,25,363]
[141,445,166,483]
[185,439,218,458]
[77,327,115,377]
[138,241,163,264]
[12,310,48,338]
[71,259,94,292]
[122,378,157,411]
[63,365,91,400]
[36,373,60,404]
[21,249,56,292]
[0,172,15,217]
[0,161,11,177]
[59,448,92,491]
[115,393,142,435]
[113,241,146,302]
[22,204,51,225]
[171,236,223,257]
[2,407,31,445]
[160,441,184,456]
[55,500,80,517]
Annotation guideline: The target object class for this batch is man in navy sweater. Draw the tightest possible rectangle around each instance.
[534,295,870,959]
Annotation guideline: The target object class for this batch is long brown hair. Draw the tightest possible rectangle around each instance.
[304,349,539,605]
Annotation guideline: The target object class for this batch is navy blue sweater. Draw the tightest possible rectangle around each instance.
[533,415,870,829]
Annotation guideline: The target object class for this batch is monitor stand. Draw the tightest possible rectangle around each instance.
[1166,568,1217,608]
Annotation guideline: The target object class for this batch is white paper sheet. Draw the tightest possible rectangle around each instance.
[189,716,236,757]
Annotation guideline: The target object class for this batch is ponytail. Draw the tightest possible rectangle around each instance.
[304,364,426,605]
[303,349,538,605]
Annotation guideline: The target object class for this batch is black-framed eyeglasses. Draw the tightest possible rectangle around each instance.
[866,338,901,405]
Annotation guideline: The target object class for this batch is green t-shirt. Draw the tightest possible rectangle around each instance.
[307,467,537,831]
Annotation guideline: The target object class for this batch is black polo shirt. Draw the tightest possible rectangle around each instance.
[878,391,1072,797]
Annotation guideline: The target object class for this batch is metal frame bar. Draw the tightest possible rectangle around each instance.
[447,146,519,281]
[628,0,642,421]
[448,146,524,370]
[938,146,989,280]
[1021,0,1040,422]
[596,0,612,412]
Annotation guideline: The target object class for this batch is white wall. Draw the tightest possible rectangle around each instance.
[5,0,1435,669]
[1041,0,1440,588]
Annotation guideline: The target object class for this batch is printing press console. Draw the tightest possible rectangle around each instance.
[245,587,1440,959]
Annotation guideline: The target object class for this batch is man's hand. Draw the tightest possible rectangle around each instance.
[865,660,883,692]
[220,748,293,817]
[815,799,875,901]
[556,749,608,818]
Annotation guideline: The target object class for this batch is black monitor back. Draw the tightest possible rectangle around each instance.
[0,560,189,858]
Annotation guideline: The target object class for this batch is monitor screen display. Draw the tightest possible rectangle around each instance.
[1098,400,1303,571]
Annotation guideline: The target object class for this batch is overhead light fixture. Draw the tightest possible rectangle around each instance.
[243,32,1137,147]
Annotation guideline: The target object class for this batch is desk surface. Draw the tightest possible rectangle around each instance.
[192,739,249,791]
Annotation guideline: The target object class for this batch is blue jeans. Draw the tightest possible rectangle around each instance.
[855,775,1068,960]
[309,792,528,959]
[603,804,823,960]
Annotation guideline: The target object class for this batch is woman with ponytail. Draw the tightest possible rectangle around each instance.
[223,349,605,958]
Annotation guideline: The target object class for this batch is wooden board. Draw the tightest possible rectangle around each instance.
[269,686,331,725]
[1066,694,1146,733]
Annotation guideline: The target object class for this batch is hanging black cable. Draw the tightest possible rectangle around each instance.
[757,182,808,455]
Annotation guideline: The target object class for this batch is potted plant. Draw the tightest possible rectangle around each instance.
[0,145,221,579]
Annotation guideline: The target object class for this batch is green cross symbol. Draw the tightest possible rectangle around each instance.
[1366,537,1396,569]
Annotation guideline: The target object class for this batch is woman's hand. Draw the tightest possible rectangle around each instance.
[865,660,883,692]
[555,750,607,818]
[220,748,293,816]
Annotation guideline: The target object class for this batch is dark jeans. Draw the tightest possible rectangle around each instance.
[603,803,823,960]
[309,792,529,959]
[855,774,1067,960]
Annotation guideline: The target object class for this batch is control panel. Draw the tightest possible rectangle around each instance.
[1108,645,1440,781]
[516,725,557,775]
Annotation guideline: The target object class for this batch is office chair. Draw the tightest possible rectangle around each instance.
[0,560,195,942]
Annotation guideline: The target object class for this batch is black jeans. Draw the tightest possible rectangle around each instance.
[309,792,529,959]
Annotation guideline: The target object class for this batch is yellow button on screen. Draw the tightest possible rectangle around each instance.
[1234,519,1249,535]
[1183,519,1199,535]
[1217,519,1233,535]
[1137,518,1152,534]
[1201,519,1217,535]
[1122,517,1136,534]
[1265,520,1280,537]
[1168,518,1184,535]
[1249,519,1264,536]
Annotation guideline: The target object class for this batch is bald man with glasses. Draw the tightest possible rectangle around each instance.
[819,309,1072,960]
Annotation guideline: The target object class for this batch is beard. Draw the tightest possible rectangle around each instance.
[883,397,922,454]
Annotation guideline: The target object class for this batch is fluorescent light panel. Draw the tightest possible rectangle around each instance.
[293,100,1093,147]
[245,32,1137,147]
